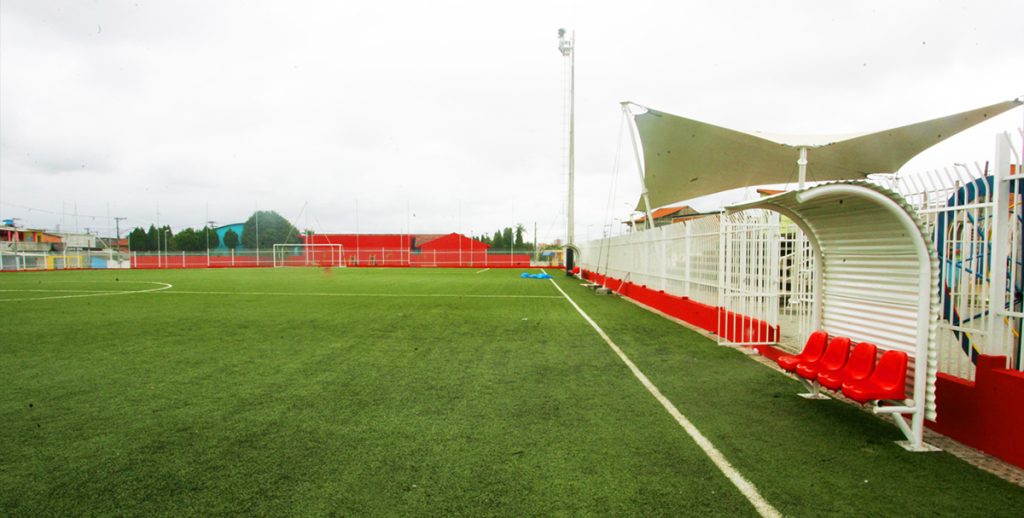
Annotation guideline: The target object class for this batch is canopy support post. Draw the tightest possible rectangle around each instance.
[797,147,808,190]
[622,102,654,229]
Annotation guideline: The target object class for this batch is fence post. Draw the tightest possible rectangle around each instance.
[987,134,1012,360]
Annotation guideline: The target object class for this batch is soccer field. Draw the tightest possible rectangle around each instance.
[2,268,1023,516]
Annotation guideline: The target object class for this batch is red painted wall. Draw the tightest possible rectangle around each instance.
[927,355,1024,468]
[304,233,528,268]
[132,255,270,269]
[130,233,531,269]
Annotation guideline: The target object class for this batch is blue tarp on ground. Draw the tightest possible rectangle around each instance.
[520,272,551,279]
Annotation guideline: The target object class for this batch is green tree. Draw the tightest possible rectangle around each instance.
[241,210,300,250]
[502,227,513,249]
[160,225,177,251]
[514,224,525,249]
[127,227,148,251]
[491,231,503,249]
[146,225,159,251]
[173,228,205,251]
[223,229,240,250]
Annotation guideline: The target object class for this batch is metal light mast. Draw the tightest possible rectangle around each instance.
[558,28,576,273]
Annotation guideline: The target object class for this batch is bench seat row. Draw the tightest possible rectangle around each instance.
[775,331,908,403]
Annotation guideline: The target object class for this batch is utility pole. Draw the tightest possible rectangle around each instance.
[114,217,126,250]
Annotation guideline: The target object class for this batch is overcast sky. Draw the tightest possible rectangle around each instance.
[1,0,1022,243]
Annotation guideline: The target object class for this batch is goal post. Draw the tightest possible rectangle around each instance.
[272,243,345,268]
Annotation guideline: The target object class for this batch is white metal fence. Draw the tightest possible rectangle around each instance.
[882,130,1024,378]
[580,213,723,309]
[579,210,811,348]
[0,250,131,271]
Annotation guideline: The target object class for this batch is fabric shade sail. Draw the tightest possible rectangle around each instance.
[633,99,1022,210]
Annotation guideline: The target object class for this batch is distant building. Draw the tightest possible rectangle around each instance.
[213,223,245,250]
[1,225,64,253]
[51,232,98,250]
[627,205,700,228]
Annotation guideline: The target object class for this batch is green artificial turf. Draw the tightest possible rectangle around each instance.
[1,267,1022,516]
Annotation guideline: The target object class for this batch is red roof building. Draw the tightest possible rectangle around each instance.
[301,232,526,267]
[628,206,699,228]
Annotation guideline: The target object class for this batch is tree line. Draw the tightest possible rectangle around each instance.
[472,224,534,252]
[127,210,300,252]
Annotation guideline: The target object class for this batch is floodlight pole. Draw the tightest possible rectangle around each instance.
[206,220,215,267]
[114,217,126,245]
[559,28,576,273]
[255,208,260,267]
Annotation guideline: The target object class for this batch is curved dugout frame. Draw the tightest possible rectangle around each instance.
[728,181,939,451]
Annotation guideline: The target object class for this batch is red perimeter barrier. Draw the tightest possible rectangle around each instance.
[927,355,1024,469]
[579,269,778,343]
[132,255,271,269]
[130,253,532,269]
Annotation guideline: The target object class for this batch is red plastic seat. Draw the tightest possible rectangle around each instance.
[842,350,908,404]
[796,336,851,380]
[776,331,828,372]
[819,342,877,390]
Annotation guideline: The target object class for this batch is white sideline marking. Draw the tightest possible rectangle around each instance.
[0,289,126,293]
[475,268,491,274]
[544,273,782,518]
[157,290,560,300]
[0,281,173,302]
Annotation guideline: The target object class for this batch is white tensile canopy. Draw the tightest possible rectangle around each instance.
[632,99,1023,211]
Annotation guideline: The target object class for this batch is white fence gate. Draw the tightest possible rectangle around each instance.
[717,210,783,346]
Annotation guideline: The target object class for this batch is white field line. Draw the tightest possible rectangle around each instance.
[157,290,560,299]
[0,282,173,302]
[0,289,127,293]
[544,273,782,518]
[475,268,491,274]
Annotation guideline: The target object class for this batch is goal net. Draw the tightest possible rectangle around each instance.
[272,243,345,268]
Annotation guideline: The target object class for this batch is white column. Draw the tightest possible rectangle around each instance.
[987,134,1012,361]
[797,148,808,190]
